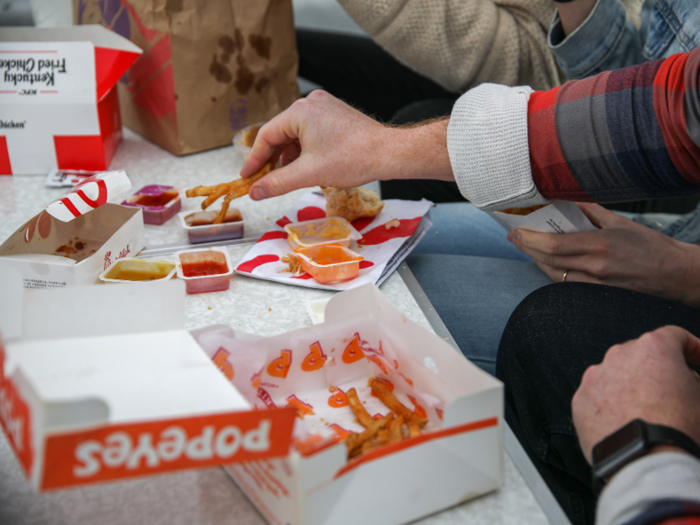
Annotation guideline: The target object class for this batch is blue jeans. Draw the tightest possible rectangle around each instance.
[407,203,552,375]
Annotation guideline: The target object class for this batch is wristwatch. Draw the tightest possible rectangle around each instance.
[591,419,700,494]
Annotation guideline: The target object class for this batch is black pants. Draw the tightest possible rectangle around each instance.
[297,29,464,202]
[496,283,700,525]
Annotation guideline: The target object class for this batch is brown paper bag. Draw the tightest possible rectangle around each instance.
[74,0,300,156]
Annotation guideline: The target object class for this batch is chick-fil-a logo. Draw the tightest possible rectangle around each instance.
[103,245,131,271]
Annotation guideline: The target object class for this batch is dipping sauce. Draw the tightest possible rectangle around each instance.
[182,258,229,277]
[132,190,178,208]
[100,259,176,283]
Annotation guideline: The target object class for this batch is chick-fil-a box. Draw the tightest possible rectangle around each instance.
[0,170,145,288]
[0,270,296,492]
[192,283,504,525]
[0,25,141,175]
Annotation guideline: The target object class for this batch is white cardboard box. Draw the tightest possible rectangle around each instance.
[0,268,296,491]
[488,200,596,234]
[0,26,141,175]
[192,284,504,525]
[0,170,146,288]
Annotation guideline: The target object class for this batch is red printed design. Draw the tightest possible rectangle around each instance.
[301,342,327,372]
[0,136,12,175]
[328,423,351,441]
[41,408,296,490]
[212,348,234,381]
[351,216,374,231]
[276,216,291,228]
[398,372,414,386]
[285,395,314,418]
[358,217,422,245]
[366,356,388,374]
[266,350,292,379]
[237,254,280,273]
[341,333,365,364]
[59,178,109,218]
[327,387,348,408]
[407,395,427,419]
[296,206,325,222]
[0,343,34,478]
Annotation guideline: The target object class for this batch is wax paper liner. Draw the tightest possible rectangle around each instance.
[235,193,433,290]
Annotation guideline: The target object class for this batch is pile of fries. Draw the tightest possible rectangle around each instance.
[185,162,273,224]
[345,378,428,460]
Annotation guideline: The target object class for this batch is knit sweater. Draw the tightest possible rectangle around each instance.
[336,0,643,93]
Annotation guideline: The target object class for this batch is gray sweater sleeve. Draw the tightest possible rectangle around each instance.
[597,452,700,525]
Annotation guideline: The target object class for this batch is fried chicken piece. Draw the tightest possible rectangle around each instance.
[322,187,384,222]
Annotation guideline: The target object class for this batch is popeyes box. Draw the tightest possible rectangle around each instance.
[0,269,296,492]
[0,170,146,289]
[488,200,596,233]
[0,26,141,175]
[191,283,503,525]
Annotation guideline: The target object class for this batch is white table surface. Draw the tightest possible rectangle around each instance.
[0,128,550,525]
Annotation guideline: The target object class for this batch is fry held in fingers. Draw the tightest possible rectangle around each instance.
[185,162,273,213]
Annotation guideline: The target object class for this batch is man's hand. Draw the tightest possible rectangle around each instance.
[239,90,453,200]
[573,326,700,464]
[507,203,700,307]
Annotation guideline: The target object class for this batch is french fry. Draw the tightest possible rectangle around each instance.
[407,421,421,438]
[345,413,393,458]
[347,387,375,428]
[370,378,428,428]
[185,162,273,211]
[388,415,404,443]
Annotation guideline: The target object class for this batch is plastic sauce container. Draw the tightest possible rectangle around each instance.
[99,259,176,283]
[294,244,363,284]
[232,122,265,159]
[178,208,245,244]
[284,217,361,250]
[175,248,233,294]
[122,185,182,225]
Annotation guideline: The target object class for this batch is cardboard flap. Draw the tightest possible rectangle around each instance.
[0,26,142,99]
[45,171,131,222]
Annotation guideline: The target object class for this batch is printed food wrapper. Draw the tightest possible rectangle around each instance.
[45,170,132,222]
[487,200,596,233]
[235,193,433,290]
[192,284,496,455]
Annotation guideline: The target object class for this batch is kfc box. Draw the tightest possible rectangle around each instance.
[0,170,146,288]
[0,26,141,175]
[488,200,596,233]
[0,270,296,492]
[192,283,504,525]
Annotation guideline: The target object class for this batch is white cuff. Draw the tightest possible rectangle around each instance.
[447,83,549,211]
[597,452,700,525]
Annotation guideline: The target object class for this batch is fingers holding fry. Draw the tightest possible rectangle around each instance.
[185,162,274,211]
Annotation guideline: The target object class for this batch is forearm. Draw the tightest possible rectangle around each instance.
[448,48,700,210]
[336,0,563,92]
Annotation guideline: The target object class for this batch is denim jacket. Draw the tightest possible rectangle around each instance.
[549,0,700,243]
[548,0,700,80]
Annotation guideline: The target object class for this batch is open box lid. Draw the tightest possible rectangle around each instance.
[45,170,132,222]
[0,265,296,491]
[0,25,142,100]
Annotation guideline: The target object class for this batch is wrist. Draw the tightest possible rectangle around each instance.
[378,120,453,183]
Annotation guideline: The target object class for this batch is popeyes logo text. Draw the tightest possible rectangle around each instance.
[40,408,296,490]
[103,244,131,271]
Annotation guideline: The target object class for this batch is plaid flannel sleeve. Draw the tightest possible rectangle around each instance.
[619,501,700,525]
[528,47,700,203]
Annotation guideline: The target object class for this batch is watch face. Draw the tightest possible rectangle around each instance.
[593,419,645,467]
